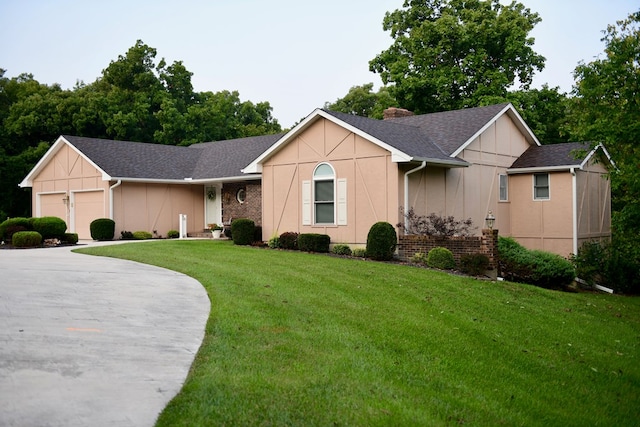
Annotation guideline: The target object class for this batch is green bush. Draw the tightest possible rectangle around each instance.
[366,222,397,261]
[268,236,280,249]
[498,237,575,289]
[332,244,352,256]
[120,230,134,240]
[167,229,179,239]
[410,252,428,264]
[0,217,32,242]
[573,240,640,294]
[231,218,255,245]
[279,232,299,250]
[133,231,153,240]
[253,226,263,243]
[90,218,115,241]
[298,233,330,253]
[352,248,366,257]
[460,253,490,276]
[12,231,42,248]
[426,247,456,270]
[31,216,67,239]
[63,233,79,244]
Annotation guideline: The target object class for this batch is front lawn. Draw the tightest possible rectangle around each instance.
[76,240,640,426]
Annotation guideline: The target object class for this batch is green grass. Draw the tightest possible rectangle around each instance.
[76,240,640,426]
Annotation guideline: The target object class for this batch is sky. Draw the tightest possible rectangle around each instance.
[1,0,637,129]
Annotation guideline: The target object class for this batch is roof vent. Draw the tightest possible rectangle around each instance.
[383,107,414,120]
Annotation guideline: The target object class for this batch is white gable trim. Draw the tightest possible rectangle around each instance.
[19,136,111,188]
[450,103,540,158]
[581,143,616,170]
[242,109,413,174]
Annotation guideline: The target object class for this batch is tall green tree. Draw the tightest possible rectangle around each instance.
[324,83,396,119]
[369,0,545,113]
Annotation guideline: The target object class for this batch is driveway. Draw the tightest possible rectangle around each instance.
[0,242,210,427]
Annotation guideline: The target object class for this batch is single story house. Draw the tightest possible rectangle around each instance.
[20,103,613,257]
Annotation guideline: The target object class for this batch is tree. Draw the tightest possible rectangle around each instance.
[324,83,396,119]
[570,10,640,291]
[369,0,545,113]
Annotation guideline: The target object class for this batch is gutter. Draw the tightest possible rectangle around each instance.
[404,161,427,229]
[109,179,122,220]
[571,168,578,256]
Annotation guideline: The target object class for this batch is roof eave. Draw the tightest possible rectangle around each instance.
[411,157,470,168]
[507,165,581,174]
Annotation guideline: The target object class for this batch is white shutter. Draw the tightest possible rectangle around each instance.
[337,178,347,225]
[302,180,311,225]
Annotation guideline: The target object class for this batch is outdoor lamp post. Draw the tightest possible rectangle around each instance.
[485,210,495,230]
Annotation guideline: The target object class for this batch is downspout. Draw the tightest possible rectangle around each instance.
[109,179,122,220]
[404,161,427,229]
[571,168,578,255]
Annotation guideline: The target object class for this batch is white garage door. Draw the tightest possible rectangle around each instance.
[73,191,105,239]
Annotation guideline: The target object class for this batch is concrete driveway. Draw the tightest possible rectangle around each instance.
[0,242,210,427]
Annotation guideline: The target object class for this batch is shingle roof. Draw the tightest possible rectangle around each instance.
[63,133,283,181]
[509,142,592,170]
[322,103,513,163]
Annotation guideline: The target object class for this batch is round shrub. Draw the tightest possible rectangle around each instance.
[279,232,299,250]
[332,244,352,256]
[366,222,397,261]
[0,217,32,242]
[133,231,153,240]
[12,231,42,248]
[410,252,428,264]
[231,218,255,245]
[352,248,367,257]
[167,229,179,239]
[298,233,330,253]
[268,236,280,249]
[90,218,115,241]
[253,226,263,243]
[460,253,490,276]
[63,233,79,245]
[31,216,67,239]
[427,247,456,270]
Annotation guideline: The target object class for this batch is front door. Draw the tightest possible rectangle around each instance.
[205,185,222,228]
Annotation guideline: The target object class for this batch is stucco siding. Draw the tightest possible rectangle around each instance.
[112,183,204,238]
[261,117,398,245]
[407,114,530,236]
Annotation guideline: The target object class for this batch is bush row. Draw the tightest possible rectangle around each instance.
[0,216,68,243]
[498,236,575,289]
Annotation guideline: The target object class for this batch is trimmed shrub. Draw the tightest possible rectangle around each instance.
[499,236,575,289]
[332,244,352,256]
[231,218,255,245]
[298,233,330,253]
[279,232,299,250]
[63,233,79,244]
[12,231,42,248]
[460,253,490,276]
[366,222,397,261]
[410,252,428,264]
[167,230,179,239]
[0,217,32,242]
[427,247,456,270]
[133,231,153,240]
[31,216,67,239]
[253,226,263,243]
[90,218,115,241]
[120,230,134,240]
[268,236,280,249]
[352,248,367,258]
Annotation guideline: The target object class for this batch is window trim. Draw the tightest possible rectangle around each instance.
[499,174,508,202]
[313,163,336,225]
[533,173,550,200]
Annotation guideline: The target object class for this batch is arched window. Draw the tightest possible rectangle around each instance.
[313,163,335,224]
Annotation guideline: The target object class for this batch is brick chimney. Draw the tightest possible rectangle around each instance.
[383,107,414,120]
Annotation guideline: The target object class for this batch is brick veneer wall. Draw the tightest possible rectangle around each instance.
[222,182,262,226]
[398,229,499,271]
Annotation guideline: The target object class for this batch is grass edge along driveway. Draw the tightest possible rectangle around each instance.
[76,240,640,426]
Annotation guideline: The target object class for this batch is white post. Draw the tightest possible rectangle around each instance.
[179,214,188,239]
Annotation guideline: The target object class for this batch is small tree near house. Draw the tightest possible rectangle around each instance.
[397,207,476,237]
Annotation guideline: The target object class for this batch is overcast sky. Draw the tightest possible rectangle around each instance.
[1,0,637,128]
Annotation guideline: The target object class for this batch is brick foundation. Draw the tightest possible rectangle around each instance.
[398,229,499,276]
